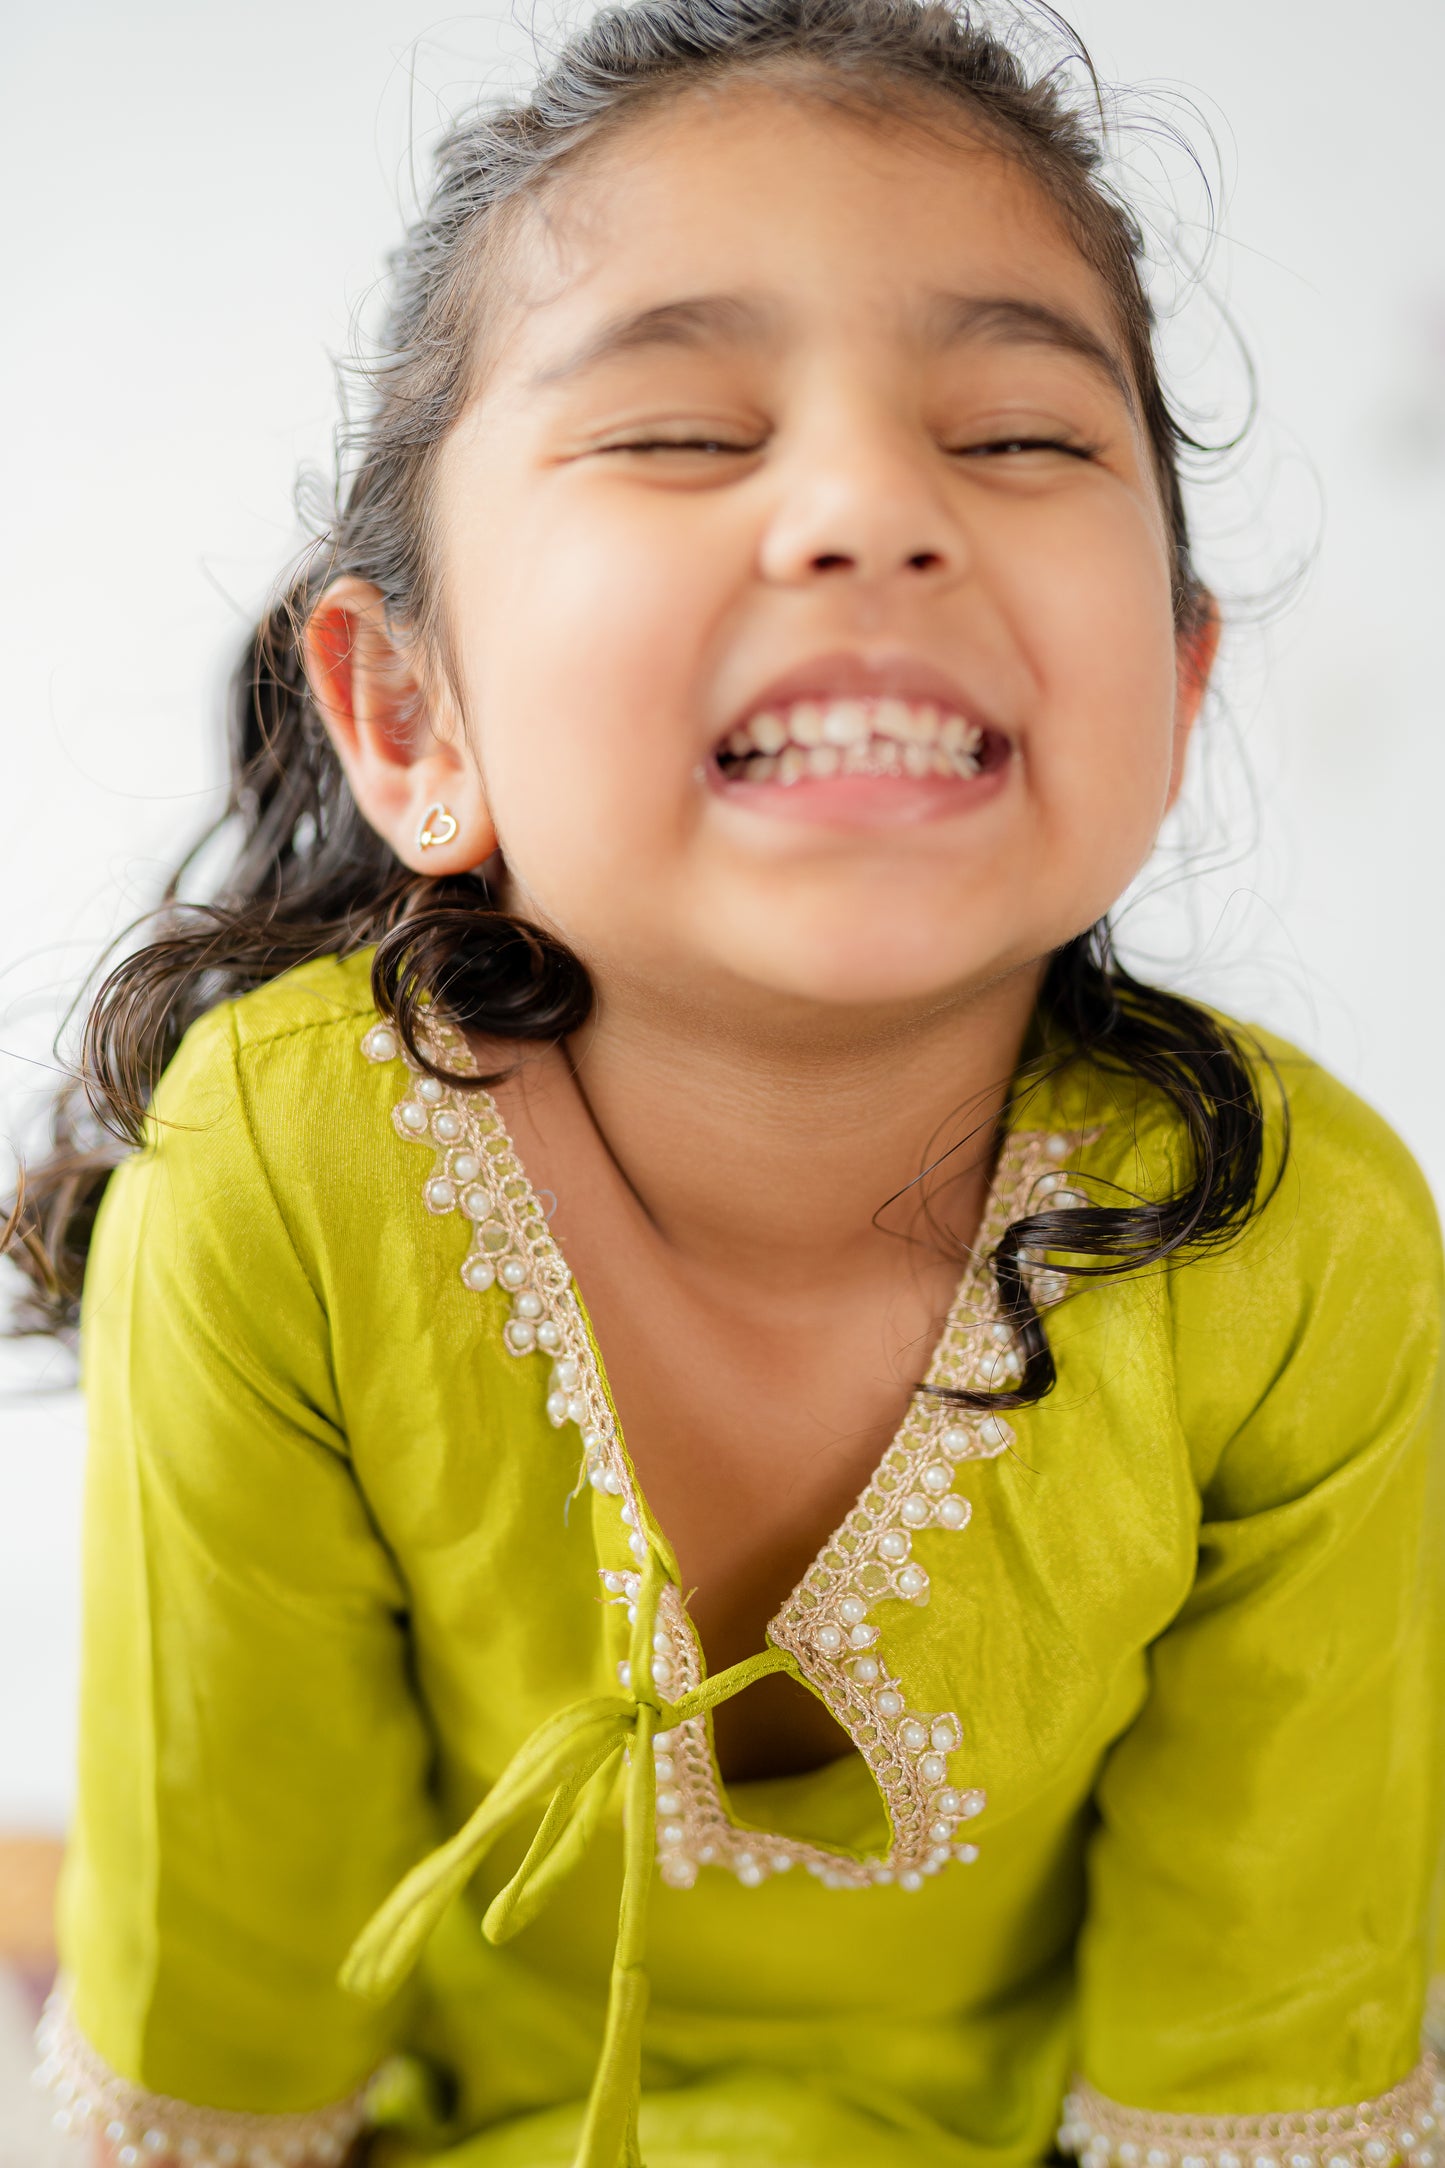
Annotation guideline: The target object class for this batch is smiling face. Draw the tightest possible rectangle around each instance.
[413,77,1209,1026]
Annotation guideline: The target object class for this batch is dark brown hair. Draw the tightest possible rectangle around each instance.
[4,0,1286,1400]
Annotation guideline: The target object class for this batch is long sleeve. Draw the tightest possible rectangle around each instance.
[44,999,439,2157]
[1063,1047,1445,2147]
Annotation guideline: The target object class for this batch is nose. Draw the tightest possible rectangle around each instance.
[757,408,966,590]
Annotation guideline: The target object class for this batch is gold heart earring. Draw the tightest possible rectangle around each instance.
[417,802,460,852]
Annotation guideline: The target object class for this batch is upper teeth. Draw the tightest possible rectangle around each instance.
[721,698,983,780]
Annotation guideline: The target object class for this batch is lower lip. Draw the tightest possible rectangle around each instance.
[706,749,1011,829]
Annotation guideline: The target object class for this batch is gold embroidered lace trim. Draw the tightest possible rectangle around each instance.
[33,1982,371,2166]
[1058,2053,1445,2168]
[363,1018,1098,1894]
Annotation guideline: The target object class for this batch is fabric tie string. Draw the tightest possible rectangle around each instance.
[340,1544,801,2168]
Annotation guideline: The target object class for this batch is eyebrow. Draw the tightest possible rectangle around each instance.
[526,285,1136,410]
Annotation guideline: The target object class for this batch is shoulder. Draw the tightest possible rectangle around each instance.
[1213,1012,1441,1286]
[1157,1008,1443,1499]
[93,951,388,1289]
[144,949,381,1152]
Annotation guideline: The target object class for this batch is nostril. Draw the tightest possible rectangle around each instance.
[907,551,944,571]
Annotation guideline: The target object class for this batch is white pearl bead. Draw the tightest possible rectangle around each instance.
[898,1868,924,1892]
[929,1819,954,1843]
[939,1424,972,1459]
[656,1790,682,1817]
[931,1719,959,1751]
[850,1655,880,1683]
[504,1319,536,1353]
[566,1393,586,1423]
[620,1503,637,1527]
[536,1321,562,1352]
[878,1530,910,1562]
[659,1819,686,1846]
[582,1427,605,1456]
[653,1754,675,1783]
[628,1531,646,1560]
[461,1185,490,1219]
[433,1109,462,1141]
[364,1026,398,1061]
[920,1463,951,1494]
[896,1564,929,1598]
[875,1689,904,1719]
[399,1102,428,1132]
[900,1719,928,1751]
[557,1358,581,1392]
[933,1786,962,1814]
[546,1390,569,1426]
[899,1494,930,1527]
[588,1465,609,1492]
[424,1176,457,1214]
[617,1660,631,1687]
[770,1853,793,1872]
[737,1860,765,1887]
[605,1469,624,1496]
[936,1497,969,1530]
[461,1255,495,1292]
[848,1622,877,1647]
[654,1729,676,1751]
[816,1624,843,1654]
[660,1854,697,1888]
[959,1788,985,1817]
[603,1570,625,1593]
[697,1843,718,1864]
[919,1752,948,1784]
[955,1842,979,1864]
[417,1076,444,1103]
[499,1258,527,1289]
[1045,1132,1070,1160]
[978,1415,1012,1452]
[839,1595,866,1625]
[452,1152,480,1181]
[513,1290,543,1319]
[1034,1270,1067,1304]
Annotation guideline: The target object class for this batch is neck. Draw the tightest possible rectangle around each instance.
[558,962,1047,1298]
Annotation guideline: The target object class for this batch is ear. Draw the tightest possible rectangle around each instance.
[1164,592,1221,817]
[302,577,498,873]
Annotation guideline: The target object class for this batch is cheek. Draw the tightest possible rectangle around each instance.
[442,480,728,920]
[1012,492,1180,877]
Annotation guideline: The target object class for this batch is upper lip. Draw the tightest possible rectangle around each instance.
[720,649,1001,743]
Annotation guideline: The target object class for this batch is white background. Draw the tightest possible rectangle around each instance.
[3,0,1443,1831]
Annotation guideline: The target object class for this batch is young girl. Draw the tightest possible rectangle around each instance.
[12,1,1445,2164]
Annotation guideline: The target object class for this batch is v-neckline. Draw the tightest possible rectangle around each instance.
[365,1014,1096,1892]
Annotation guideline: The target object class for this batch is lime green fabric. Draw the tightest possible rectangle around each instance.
[59,949,1445,2166]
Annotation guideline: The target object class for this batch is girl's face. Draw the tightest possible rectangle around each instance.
[429,80,1208,1023]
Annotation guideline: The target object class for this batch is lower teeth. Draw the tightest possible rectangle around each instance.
[724,739,981,785]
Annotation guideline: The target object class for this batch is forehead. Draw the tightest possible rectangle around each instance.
[487,76,1122,379]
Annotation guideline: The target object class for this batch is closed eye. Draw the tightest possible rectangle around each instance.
[955,436,1097,460]
[602,437,760,456]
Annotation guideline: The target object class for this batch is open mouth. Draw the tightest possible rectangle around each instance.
[713,697,1009,787]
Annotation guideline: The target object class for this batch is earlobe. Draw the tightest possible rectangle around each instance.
[302,576,499,873]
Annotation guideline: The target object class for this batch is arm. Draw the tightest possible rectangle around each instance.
[1064,1061,1445,2143]
[42,1002,438,2167]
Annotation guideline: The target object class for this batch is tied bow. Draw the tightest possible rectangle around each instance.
[340,1543,801,2168]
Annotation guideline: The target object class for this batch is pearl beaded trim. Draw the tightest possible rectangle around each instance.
[363,1018,1096,1896]
[33,1984,370,2166]
[1057,2056,1445,2168]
